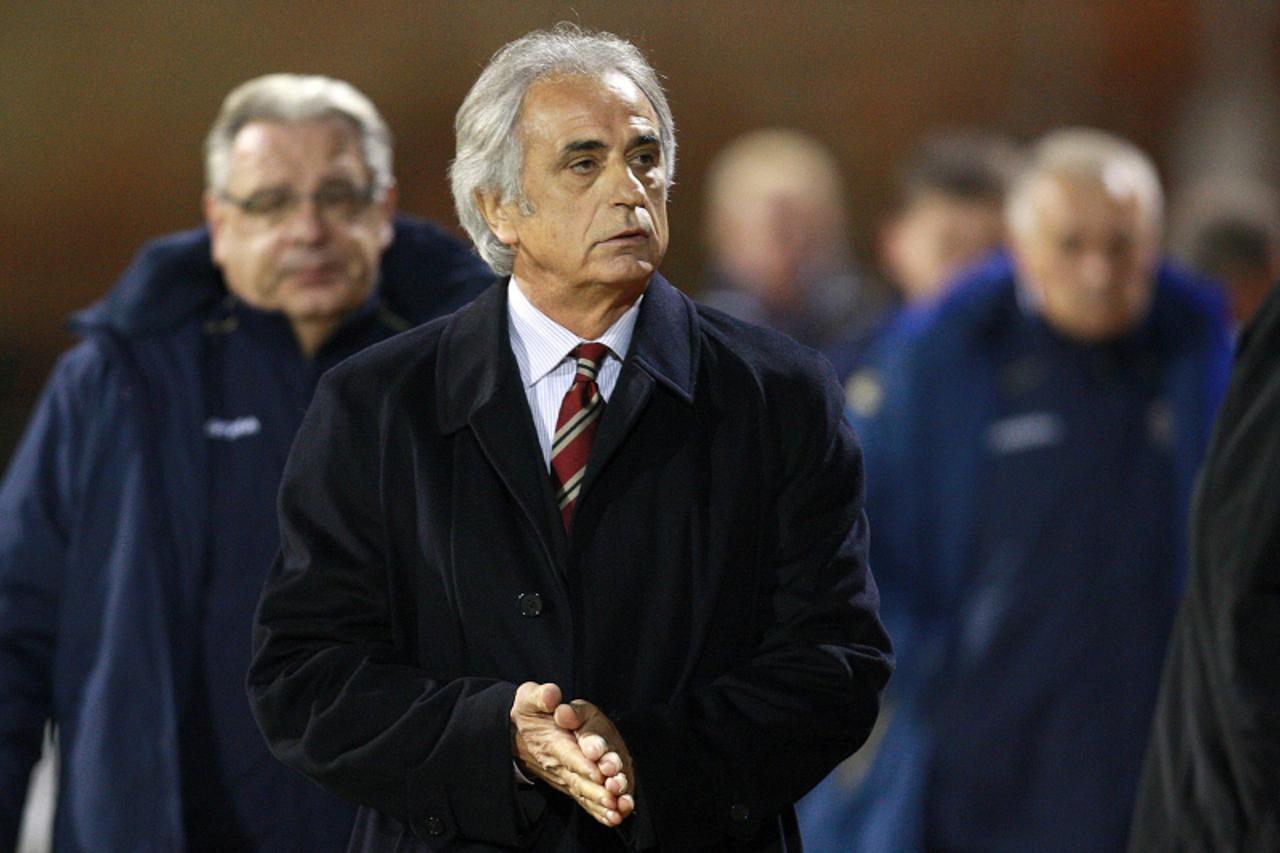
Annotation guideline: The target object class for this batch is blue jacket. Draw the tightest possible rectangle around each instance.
[798,254,1231,852]
[0,217,492,851]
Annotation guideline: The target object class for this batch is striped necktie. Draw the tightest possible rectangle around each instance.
[550,343,610,529]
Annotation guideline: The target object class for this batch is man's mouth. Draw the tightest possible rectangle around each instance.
[601,228,648,244]
[284,260,344,283]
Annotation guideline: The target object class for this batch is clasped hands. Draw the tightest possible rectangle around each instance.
[510,681,636,827]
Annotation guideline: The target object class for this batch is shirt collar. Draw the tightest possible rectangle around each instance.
[507,276,643,387]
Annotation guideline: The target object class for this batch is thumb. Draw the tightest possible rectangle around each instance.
[536,682,562,713]
[554,701,585,731]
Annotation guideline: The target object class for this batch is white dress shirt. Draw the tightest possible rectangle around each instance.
[507,277,642,469]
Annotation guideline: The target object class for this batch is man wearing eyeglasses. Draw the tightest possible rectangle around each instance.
[0,74,492,851]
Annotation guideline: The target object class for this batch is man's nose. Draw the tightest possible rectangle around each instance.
[1078,251,1113,291]
[283,196,330,243]
[611,162,648,207]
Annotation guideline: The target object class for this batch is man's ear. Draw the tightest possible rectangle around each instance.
[477,190,518,247]
[203,189,226,265]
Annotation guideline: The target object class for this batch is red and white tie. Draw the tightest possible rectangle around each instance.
[550,343,610,528]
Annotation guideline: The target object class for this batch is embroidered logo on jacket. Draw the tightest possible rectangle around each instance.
[204,416,262,441]
[984,411,1066,455]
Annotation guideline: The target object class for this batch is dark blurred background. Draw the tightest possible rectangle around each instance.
[4,0,1278,466]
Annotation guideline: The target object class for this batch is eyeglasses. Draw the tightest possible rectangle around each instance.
[218,179,377,225]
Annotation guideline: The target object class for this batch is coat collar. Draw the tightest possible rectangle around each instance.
[433,272,700,564]
[70,215,492,336]
[435,272,698,434]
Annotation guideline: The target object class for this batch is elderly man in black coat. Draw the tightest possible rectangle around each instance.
[248,23,892,852]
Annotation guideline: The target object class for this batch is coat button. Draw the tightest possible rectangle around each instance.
[729,803,750,823]
[518,592,543,617]
[424,816,446,836]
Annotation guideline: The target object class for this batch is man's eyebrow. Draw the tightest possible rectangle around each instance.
[630,133,660,149]
[561,139,607,157]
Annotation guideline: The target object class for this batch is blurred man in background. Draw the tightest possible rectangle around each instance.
[0,74,491,851]
[799,128,1231,853]
[700,127,890,351]
[1169,181,1279,329]
[827,130,1020,419]
[880,131,1020,306]
[1189,214,1277,327]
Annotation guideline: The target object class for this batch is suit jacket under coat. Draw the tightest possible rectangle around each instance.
[248,274,893,852]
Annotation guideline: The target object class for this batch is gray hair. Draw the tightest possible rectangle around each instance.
[450,23,677,275]
[1006,127,1163,237]
[204,73,394,196]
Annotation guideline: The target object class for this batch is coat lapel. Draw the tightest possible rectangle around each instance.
[435,275,700,562]
[580,274,699,503]
[435,281,568,567]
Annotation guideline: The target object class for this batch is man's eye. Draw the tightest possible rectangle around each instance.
[314,183,364,209]
[241,190,291,215]
[632,151,658,168]
[569,159,597,174]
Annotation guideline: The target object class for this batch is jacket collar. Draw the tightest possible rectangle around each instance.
[70,215,492,336]
[435,272,697,434]
[434,271,699,568]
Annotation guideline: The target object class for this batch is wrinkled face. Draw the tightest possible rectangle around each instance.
[883,192,1005,302]
[205,117,394,325]
[485,71,669,297]
[1011,173,1159,342]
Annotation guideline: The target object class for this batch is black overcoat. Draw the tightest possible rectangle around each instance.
[1129,282,1280,851]
[248,275,892,851]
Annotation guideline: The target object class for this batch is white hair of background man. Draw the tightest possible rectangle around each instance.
[1006,127,1164,238]
[450,22,678,276]
[203,73,395,197]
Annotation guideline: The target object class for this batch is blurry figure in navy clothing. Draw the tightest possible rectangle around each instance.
[0,74,492,851]
[826,130,1020,421]
[880,130,1021,307]
[797,128,1232,853]
[700,127,890,350]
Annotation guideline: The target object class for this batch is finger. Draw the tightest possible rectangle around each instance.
[578,734,609,763]
[536,683,562,713]
[568,769,615,806]
[605,771,628,796]
[548,736,605,785]
[581,795,624,828]
[554,701,583,731]
[513,682,541,713]
[617,793,635,818]
[597,749,621,776]
[566,769,618,820]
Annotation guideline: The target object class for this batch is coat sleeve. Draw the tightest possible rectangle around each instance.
[0,344,108,846]
[247,366,539,849]
[611,353,895,848]
[1213,335,1280,831]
